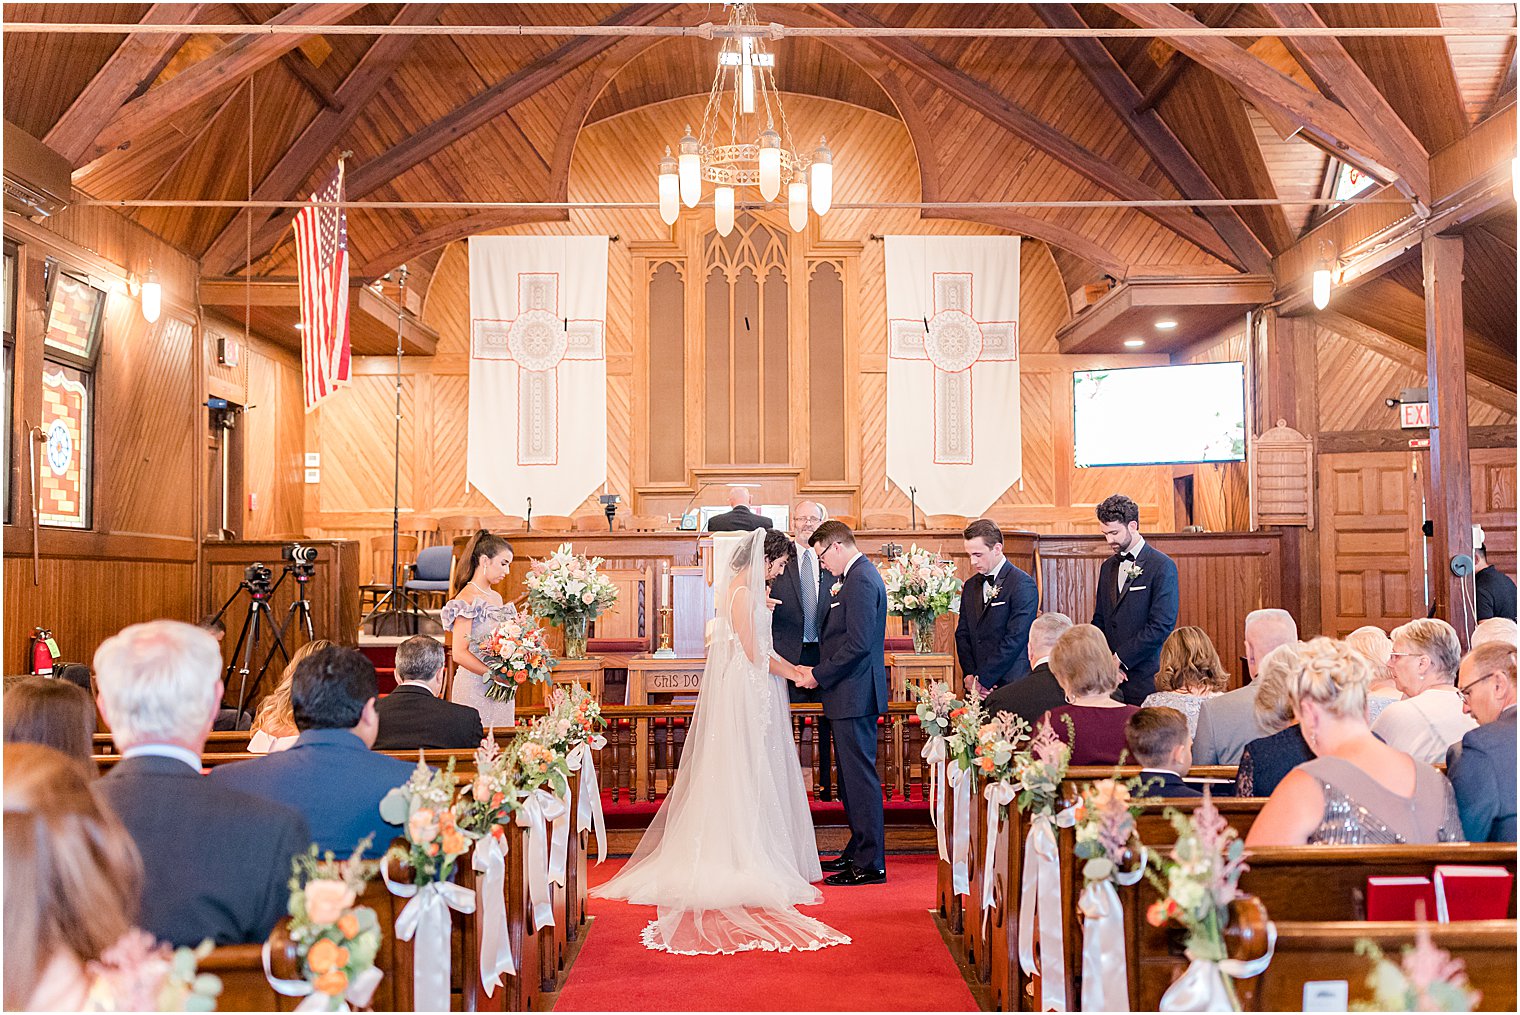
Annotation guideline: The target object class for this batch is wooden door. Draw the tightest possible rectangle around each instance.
[1471,446,1517,578]
[1318,452,1426,636]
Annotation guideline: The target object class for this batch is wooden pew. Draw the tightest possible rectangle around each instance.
[1241,919,1518,1012]
[461,818,546,1012]
[198,944,287,1012]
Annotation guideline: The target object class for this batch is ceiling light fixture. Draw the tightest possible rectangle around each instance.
[1124,338,1145,348]
[140,263,161,324]
[1154,319,1177,330]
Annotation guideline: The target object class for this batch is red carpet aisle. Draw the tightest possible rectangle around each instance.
[554,855,977,1011]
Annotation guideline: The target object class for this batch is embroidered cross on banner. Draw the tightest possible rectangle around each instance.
[888,272,1016,465]
[471,273,605,466]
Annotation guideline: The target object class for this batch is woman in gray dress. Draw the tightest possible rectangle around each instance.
[1247,637,1462,846]
[441,531,519,729]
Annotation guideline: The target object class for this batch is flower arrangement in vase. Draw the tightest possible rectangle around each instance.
[474,612,556,702]
[880,545,963,653]
[524,543,620,659]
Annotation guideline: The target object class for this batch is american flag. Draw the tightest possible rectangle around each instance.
[293,162,351,412]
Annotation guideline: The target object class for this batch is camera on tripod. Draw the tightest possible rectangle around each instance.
[242,562,274,594]
[282,543,318,565]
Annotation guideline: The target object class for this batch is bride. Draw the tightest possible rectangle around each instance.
[591,528,851,955]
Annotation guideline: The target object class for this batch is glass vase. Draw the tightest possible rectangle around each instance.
[911,614,937,654]
[563,614,589,660]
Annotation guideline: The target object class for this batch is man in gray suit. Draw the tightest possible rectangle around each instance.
[1447,641,1517,842]
[705,487,774,532]
[1191,609,1298,766]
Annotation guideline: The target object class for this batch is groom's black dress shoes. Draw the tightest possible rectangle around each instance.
[819,856,852,872]
[824,864,887,886]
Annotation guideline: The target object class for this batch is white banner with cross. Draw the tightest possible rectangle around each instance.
[468,236,608,516]
[885,235,1021,516]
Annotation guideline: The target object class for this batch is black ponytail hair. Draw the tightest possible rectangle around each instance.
[451,530,514,598]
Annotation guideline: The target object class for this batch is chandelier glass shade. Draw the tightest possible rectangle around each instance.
[655,3,836,235]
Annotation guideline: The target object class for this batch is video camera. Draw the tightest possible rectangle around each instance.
[282,543,319,565]
[243,562,274,595]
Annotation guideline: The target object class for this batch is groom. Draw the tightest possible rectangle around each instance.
[798,520,888,886]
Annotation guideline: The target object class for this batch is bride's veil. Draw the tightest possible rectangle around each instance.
[710,528,773,664]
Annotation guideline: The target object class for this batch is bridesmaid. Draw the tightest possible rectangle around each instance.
[441,531,519,729]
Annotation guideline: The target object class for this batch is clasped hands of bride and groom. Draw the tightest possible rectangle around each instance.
[591,524,890,956]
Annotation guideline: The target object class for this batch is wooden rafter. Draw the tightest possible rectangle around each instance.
[355,209,568,281]
[1029,2,1272,274]
[1321,310,1516,413]
[1135,3,1241,112]
[231,3,341,111]
[43,3,207,165]
[1336,275,1515,389]
[1258,3,1432,208]
[930,208,1129,277]
[200,3,443,277]
[1106,2,1412,205]
[81,2,366,166]
[825,4,1243,269]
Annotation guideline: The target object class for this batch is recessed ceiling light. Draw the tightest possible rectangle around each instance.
[1124,338,1146,348]
[1155,319,1178,330]
[293,322,304,331]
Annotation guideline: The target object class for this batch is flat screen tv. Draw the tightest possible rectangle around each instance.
[1072,362,1247,468]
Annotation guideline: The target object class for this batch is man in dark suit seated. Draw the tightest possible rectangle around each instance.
[1447,641,1517,842]
[771,501,836,797]
[374,635,484,750]
[212,645,415,854]
[984,612,1072,727]
[1126,707,1203,799]
[705,487,774,532]
[1090,494,1180,705]
[1473,525,1518,621]
[955,518,1039,696]
[93,621,310,948]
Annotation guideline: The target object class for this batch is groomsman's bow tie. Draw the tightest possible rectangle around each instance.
[1118,551,1136,561]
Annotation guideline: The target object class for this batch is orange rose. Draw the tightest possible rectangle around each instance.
[442,827,465,855]
[336,913,360,940]
[308,938,343,975]
[978,756,996,772]
[314,970,349,997]
[1146,900,1168,928]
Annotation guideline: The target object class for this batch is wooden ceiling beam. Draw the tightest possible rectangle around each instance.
[231,3,341,112]
[82,2,366,165]
[1134,3,1240,112]
[1258,3,1431,208]
[355,209,569,282]
[1336,276,1515,390]
[43,3,207,165]
[1030,2,1272,275]
[1106,2,1412,204]
[200,3,443,277]
[825,4,1243,269]
[1321,310,1516,413]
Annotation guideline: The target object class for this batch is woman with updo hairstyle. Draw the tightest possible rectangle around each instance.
[1247,637,1463,846]
[442,530,519,728]
[5,742,143,1010]
[1042,624,1140,765]
[1141,626,1229,738]
[1234,642,1313,797]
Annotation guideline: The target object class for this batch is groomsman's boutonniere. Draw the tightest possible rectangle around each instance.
[830,581,843,597]
[984,580,1002,602]
[1120,560,1144,582]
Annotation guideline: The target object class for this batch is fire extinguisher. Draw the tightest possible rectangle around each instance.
[30,627,58,676]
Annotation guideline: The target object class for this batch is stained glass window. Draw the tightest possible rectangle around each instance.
[44,269,105,361]
[39,360,91,528]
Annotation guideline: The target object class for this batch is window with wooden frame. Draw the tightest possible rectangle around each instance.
[2,245,15,525]
[37,261,104,529]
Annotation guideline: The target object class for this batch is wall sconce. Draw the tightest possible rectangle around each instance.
[1311,243,1335,311]
[140,264,162,324]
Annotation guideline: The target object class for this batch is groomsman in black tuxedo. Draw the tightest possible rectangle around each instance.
[1091,494,1179,705]
[770,502,837,797]
[954,519,1039,696]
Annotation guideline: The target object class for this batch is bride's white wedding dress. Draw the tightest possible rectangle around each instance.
[591,529,851,955]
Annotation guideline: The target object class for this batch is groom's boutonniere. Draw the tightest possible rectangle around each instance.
[830,581,843,597]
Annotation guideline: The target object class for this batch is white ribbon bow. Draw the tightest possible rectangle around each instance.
[567,737,607,864]
[516,788,568,930]
[471,833,515,995]
[382,859,476,1014]
[550,784,573,887]
[946,764,974,895]
[1017,805,1078,1012]
[923,736,949,863]
[1159,922,1277,1012]
[981,780,1018,925]
[1078,848,1148,1013]
[261,940,384,1012]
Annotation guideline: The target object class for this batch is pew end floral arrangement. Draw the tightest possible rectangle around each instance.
[279,840,383,1010]
[455,732,521,841]
[537,684,607,755]
[512,729,572,799]
[1013,714,1074,817]
[474,613,556,702]
[1072,776,1144,884]
[911,679,959,740]
[379,757,478,885]
[1352,922,1480,1012]
[84,932,221,1011]
[1145,791,1248,954]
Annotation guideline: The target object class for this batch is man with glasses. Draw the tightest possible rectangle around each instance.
[1446,642,1517,841]
[1372,618,1478,765]
[771,501,837,798]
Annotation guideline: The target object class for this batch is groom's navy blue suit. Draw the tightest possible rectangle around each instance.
[812,552,889,873]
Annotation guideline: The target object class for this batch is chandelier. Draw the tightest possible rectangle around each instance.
[655,3,834,234]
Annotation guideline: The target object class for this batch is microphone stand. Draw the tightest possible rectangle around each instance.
[526,496,533,532]
[909,486,918,530]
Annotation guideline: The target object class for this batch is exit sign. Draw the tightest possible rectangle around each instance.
[1400,401,1430,428]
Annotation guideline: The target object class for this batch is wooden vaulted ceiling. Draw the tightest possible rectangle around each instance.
[3,2,1516,364]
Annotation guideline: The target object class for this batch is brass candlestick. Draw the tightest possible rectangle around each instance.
[653,605,676,658]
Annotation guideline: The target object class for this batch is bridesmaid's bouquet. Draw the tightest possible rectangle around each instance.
[475,613,556,702]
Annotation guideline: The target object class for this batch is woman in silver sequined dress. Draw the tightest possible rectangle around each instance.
[1248,637,1462,846]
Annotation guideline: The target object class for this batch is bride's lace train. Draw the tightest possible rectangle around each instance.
[639,906,850,956]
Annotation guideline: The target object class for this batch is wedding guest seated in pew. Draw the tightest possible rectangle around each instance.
[1374,619,1476,765]
[1345,625,1402,723]
[373,635,484,751]
[94,621,308,947]
[1470,616,1518,650]
[5,743,142,1011]
[1247,638,1463,847]
[1446,641,1517,843]
[1043,624,1138,765]
[1140,626,1228,739]
[3,675,98,771]
[248,639,332,754]
[1193,608,1299,766]
[212,645,412,854]
[1125,707,1201,798]
[1236,642,1313,798]
[983,612,1071,726]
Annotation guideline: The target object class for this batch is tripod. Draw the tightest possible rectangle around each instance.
[252,564,317,684]
[212,567,292,721]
